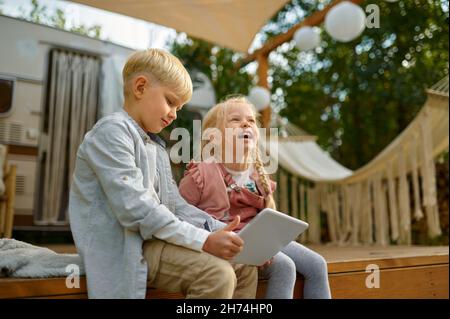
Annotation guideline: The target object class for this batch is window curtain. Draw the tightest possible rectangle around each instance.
[35,49,100,225]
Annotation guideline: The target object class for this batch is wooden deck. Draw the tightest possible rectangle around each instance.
[311,245,449,299]
[0,244,448,299]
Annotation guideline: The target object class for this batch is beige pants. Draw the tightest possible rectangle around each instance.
[143,239,258,299]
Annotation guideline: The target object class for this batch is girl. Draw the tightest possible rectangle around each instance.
[179,96,331,299]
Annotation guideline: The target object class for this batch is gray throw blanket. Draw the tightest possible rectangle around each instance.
[0,238,85,278]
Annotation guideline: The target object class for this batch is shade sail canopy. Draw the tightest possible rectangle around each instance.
[269,140,354,182]
[68,0,290,52]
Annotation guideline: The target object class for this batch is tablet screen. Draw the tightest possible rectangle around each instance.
[233,208,308,265]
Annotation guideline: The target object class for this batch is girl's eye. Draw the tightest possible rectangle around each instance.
[231,118,240,122]
[248,118,256,123]
[166,97,173,106]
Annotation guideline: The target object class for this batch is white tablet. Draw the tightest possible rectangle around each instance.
[232,208,309,266]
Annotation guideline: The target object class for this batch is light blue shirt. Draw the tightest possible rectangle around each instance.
[69,110,225,299]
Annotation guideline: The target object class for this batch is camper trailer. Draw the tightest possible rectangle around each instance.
[0,15,134,231]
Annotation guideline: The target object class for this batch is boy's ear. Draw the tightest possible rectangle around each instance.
[133,75,149,98]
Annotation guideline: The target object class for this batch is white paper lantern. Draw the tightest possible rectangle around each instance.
[293,26,321,51]
[324,1,366,43]
[248,86,271,111]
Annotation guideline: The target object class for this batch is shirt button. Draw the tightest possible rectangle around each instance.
[122,176,128,181]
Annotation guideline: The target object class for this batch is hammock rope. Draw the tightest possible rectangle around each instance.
[268,76,449,245]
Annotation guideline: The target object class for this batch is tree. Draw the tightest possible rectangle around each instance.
[8,0,103,39]
[268,0,448,169]
[170,35,254,101]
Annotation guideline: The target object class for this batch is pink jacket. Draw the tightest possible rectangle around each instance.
[179,161,277,231]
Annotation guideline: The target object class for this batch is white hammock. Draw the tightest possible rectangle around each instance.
[268,76,449,246]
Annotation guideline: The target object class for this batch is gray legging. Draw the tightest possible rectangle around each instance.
[258,241,331,299]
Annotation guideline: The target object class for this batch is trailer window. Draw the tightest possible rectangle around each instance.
[0,78,14,116]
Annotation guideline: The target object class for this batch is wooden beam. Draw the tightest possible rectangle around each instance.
[242,0,364,65]
[257,53,271,128]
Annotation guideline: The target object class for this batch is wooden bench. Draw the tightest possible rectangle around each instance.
[0,245,448,299]
[0,276,304,299]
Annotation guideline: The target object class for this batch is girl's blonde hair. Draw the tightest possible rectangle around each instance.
[122,48,192,103]
[202,96,276,209]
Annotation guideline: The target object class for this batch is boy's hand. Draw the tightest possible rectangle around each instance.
[202,216,244,260]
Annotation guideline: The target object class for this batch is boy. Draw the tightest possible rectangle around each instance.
[68,49,257,299]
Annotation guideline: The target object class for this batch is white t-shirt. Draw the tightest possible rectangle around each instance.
[145,141,160,197]
[224,166,258,193]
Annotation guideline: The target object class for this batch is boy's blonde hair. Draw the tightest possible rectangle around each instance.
[202,96,276,210]
[122,49,192,103]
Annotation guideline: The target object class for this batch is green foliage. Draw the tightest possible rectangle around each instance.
[270,0,449,169]
[29,0,46,24]
[51,8,66,29]
[170,36,254,101]
[70,24,102,39]
[16,0,102,39]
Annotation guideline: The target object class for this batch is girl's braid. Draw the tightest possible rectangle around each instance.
[254,148,276,209]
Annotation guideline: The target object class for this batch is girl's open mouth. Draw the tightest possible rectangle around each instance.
[238,131,253,140]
